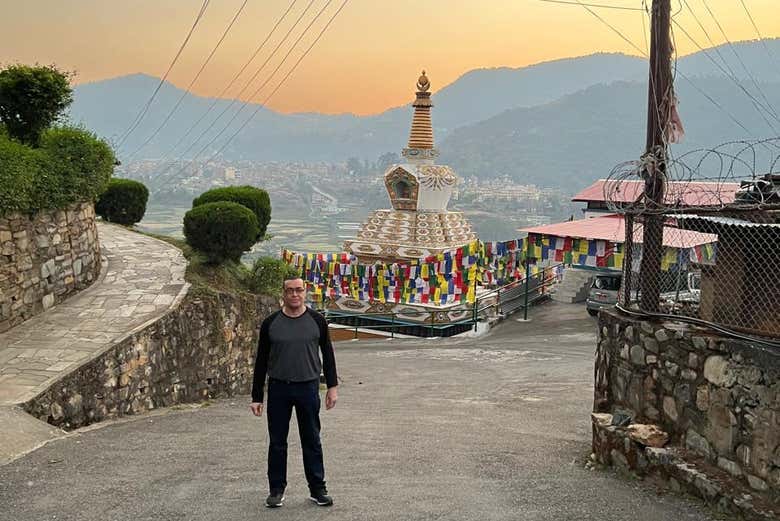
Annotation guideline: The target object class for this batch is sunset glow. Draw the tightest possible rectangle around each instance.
[2,0,780,114]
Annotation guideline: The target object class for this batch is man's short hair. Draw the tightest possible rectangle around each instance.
[283,274,304,288]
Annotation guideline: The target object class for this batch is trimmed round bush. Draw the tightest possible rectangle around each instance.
[95,178,149,225]
[183,201,259,263]
[248,257,298,296]
[192,186,271,240]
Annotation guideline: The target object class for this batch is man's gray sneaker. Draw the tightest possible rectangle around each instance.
[309,490,333,507]
[265,491,285,508]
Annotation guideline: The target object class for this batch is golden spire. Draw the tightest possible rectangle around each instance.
[407,70,434,150]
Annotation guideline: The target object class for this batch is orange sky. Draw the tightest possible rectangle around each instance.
[2,0,780,115]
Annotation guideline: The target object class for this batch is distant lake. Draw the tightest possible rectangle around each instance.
[138,204,531,262]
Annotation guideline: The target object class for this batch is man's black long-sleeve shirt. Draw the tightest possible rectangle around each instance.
[251,308,338,403]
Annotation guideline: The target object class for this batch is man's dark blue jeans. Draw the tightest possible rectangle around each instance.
[266,378,326,494]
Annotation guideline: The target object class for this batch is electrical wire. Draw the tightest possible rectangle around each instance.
[670,18,780,136]
[537,0,643,10]
[738,0,780,89]
[699,0,780,123]
[150,0,319,187]
[152,0,349,195]
[153,0,299,166]
[572,0,769,150]
[124,0,251,162]
[116,0,210,148]
[206,0,350,163]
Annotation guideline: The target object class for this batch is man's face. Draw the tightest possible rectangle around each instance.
[283,278,306,308]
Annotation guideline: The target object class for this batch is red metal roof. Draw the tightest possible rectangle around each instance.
[521,214,717,248]
[572,179,739,207]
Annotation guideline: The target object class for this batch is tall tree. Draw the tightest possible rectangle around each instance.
[0,64,73,146]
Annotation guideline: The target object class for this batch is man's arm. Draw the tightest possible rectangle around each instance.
[312,310,339,410]
[250,315,273,409]
[313,310,338,388]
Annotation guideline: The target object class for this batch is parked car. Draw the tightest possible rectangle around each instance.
[586,271,622,316]
[586,270,701,316]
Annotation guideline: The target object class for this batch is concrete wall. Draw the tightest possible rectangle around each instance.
[595,310,780,496]
[23,289,278,430]
[0,202,101,333]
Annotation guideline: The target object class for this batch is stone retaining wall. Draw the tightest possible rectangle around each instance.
[0,202,101,333]
[595,309,780,503]
[23,288,278,430]
[591,413,778,519]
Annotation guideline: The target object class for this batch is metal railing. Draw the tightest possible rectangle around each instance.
[315,263,563,338]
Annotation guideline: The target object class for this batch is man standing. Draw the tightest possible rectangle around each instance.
[250,276,339,508]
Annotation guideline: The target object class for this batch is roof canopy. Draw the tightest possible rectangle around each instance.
[572,179,739,207]
[521,214,717,249]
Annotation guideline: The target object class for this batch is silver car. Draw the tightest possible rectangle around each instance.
[586,272,622,316]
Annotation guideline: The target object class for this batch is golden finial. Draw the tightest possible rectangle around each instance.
[417,70,430,92]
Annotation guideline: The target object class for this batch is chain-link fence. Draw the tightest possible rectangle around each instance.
[620,210,780,338]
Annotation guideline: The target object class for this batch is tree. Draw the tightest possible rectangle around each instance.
[346,157,363,176]
[0,64,73,146]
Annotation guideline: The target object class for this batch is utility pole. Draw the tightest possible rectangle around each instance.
[639,0,672,312]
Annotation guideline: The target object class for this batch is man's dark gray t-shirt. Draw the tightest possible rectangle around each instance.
[251,308,338,402]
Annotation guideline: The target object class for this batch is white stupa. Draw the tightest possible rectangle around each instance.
[343,71,477,263]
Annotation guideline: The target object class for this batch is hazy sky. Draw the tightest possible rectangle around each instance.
[2,0,780,114]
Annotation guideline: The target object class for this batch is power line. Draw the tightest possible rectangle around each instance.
[569,0,769,148]
[208,0,350,164]
[671,17,780,136]
[537,0,643,10]
[123,0,250,162]
[116,0,210,148]
[570,0,647,56]
[681,0,739,78]
[167,0,337,179]
[154,0,299,165]
[153,0,348,196]
[699,0,780,123]
[738,0,780,84]
[153,0,318,176]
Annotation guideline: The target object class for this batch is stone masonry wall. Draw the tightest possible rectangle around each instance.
[595,309,780,499]
[0,202,101,333]
[23,288,278,430]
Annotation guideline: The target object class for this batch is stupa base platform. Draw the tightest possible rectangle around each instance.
[326,312,474,338]
[320,297,481,338]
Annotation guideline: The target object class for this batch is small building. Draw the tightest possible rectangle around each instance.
[520,214,716,271]
[572,179,740,219]
[673,215,780,338]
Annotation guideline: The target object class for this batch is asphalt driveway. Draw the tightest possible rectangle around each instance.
[0,303,716,521]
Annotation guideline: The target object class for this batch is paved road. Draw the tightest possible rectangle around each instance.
[0,303,716,521]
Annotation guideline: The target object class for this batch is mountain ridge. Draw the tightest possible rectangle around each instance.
[68,39,780,187]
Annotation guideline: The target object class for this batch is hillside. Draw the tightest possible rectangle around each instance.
[439,76,780,190]
[67,39,780,182]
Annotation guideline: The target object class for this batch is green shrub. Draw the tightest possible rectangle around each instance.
[0,131,39,214]
[95,178,149,225]
[38,126,115,209]
[0,64,73,146]
[247,257,298,296]
[183,201,259,263]
[192,185,271,240]
[1,127,115,217]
